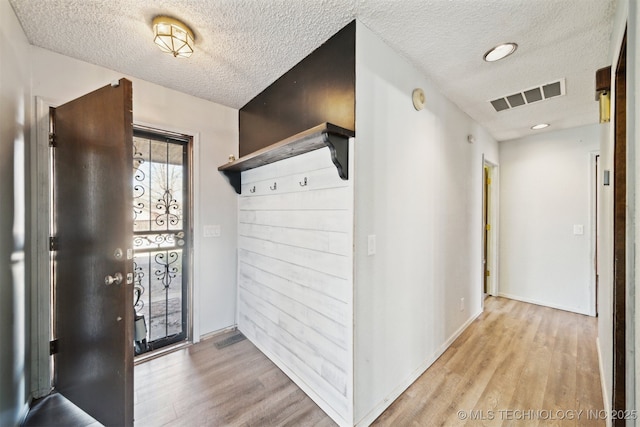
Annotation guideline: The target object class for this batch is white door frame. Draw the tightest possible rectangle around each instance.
[589,151,600,317]
[29,97,60,398]
[482,158,499,299]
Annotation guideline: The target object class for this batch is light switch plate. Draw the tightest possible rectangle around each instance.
[367,235,376,256]
[204,225,221,238]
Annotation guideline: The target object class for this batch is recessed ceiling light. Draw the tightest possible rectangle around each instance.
[531,123,550,130]
[483,43,518,62]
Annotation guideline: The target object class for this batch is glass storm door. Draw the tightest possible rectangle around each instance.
[132,129,190,355]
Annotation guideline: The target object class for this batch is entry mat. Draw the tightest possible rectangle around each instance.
[214,332,247,349]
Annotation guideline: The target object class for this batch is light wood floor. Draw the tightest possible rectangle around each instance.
[133,333,334,427]
[373,297,604,426]
[134,297,605,426]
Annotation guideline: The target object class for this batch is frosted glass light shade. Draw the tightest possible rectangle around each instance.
[153,16,194,58]
[530,123,549,130]
[483,43,517,62]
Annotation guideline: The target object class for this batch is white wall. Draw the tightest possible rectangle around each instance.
[0,0,31,424]
[499,124,600,315]
[353,22,498,425]
[237,147,354,425]
[28,46,239,339]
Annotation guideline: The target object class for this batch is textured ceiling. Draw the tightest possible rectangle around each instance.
[9,0,615,141]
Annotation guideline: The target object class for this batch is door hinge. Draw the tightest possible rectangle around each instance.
[486,270,491,277]
[486,177,492,185]
[49,132,57,147]
[486,224,491,231]
[49,339,59,355]
[49,236,58,251]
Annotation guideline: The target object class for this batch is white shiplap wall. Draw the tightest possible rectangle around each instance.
[237,145,354,425]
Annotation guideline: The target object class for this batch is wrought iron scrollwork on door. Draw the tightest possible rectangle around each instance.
[155,190,180,227]
[133,232,176,249]
[133,259,145,311]
[154,251,179,289]
[132,137,184,232]
[133,142,146,222]
[131,132,189,352]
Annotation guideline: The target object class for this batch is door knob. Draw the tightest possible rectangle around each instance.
[105,272,123,286]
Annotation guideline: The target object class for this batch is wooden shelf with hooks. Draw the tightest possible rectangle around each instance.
[218,123,354,194]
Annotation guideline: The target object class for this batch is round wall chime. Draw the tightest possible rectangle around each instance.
[412,88,426,111]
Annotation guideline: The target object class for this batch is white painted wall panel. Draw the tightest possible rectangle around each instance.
[239,210,352,232]
[239,261,349,324]
[0,2,31,423]
[239,187,352,211]
[499,125,600,315]
[237,146,354,426]
[238,306,349,417]
[239,223,350,256]
[239,271,349,350]
[353,22,499,425]
[239,249,351,303]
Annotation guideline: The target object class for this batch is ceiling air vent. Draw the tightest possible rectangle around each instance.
[490,79,565,112]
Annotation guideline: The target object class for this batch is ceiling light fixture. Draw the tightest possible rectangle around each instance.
[483,42,518,62]
[153,16,195,58]
[531,123,549,130]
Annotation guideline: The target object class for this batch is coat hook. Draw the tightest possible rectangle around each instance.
[299,177,308,187]
[249,186,256,193]
[270,182,277,191]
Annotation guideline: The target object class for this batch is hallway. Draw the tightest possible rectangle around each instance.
[132,297,604,426]
[374,297,604,426]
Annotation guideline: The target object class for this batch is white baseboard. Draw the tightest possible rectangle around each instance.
[355,309,483,427]
[498,292,591,316]
[596,337,611,427]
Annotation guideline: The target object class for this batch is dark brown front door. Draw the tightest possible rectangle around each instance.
[52,79,134,426]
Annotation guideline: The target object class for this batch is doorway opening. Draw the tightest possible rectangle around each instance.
[131,127,193,356]
[482,164,490,296]
[48,124,193,362]
[482,161,496,300]
[37,81,198,425]
[594,153,600,317]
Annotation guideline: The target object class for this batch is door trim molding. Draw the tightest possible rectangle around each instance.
[589,151,600,318]
[482,158,499,298]
[30,96,62,398]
